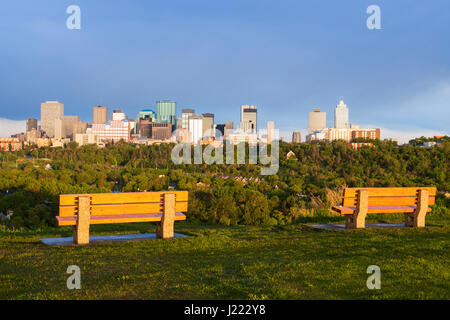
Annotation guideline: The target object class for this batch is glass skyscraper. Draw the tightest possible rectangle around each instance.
[137,109,157,122]
[157,100,176,129]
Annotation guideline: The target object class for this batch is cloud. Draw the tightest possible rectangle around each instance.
[378,127,448,145]
[0,118,26,137]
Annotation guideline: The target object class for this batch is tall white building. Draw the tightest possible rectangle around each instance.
[188,115,203,145]
[182,109,195,130]
[334,99,349,129]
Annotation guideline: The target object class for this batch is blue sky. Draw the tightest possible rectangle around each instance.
[0,0,449,142]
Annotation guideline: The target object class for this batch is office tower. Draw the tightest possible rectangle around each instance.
[240,105,257,133]
[202,113,214,137]
[54,118,63,139]
[181,108,195,129]
[41,101,64,138]
[137,109,156,122]
[188,115,203,145]
[334,98,349,129]
[62,116,81,139]
[267,121,275,143]
[93,106,108,124]
[157,100,176,128]
[308,107,326,134]
[137,120,172,140]
[292,131,301,143]
[149,123,172,140]
[26,118,38,132]
[112,110,127,121]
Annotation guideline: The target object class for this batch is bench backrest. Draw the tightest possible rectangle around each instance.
[341,187,436,207]
[59,191,188,218]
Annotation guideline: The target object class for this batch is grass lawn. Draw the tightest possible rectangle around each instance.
[0,213,449,300]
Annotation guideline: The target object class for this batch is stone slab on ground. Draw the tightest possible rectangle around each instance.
[309,223,406,231]
[40,233,189,246]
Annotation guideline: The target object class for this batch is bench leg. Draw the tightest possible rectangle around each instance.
[156,193,176,239]
[346,189,368,229]
[74,196,91,245]
[405,189,429,228]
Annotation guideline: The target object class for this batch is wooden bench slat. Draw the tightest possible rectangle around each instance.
[332,205,432,215]
[59,191,189,206]
[59,202,188,217]
[343,187,436,198]
[56,212,187,226]
[342,196,435,207]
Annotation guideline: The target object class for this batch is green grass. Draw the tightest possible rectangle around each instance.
[0,214,449,300]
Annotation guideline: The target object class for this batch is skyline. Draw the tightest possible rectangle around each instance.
[0,1,449,142]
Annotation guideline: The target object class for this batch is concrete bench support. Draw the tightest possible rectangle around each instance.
[405,189,429,228]
[345,189,368,229]
[74,196,91,245]
[156,193,176,239]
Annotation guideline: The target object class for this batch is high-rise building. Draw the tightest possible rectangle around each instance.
[112,110,127,121]
[308,107,326,134]
[202,113,214,137]
[334,99,349,129]
[292,131,302,143]
[240,105,257,133]
[137,120,172,140]
[157,100,176,129]
[41,101,64,138]
[137,109,156,122]
[188,115,203,145]
[26,118,38,132]
[93,106,108,124]
[181,108,195,130]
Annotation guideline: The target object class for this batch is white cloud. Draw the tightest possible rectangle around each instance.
[0,118,26,137]
[378,127,448,145]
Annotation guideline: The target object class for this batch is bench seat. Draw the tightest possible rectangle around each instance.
[56,191,189,244]
[332,187,436,229]
[332,205,432,215]
[56,212,187,226]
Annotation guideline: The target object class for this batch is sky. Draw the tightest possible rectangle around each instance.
[0,0,449,143]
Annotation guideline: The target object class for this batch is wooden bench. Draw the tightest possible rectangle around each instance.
[56,191,188,244]
[332,187,436,229]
